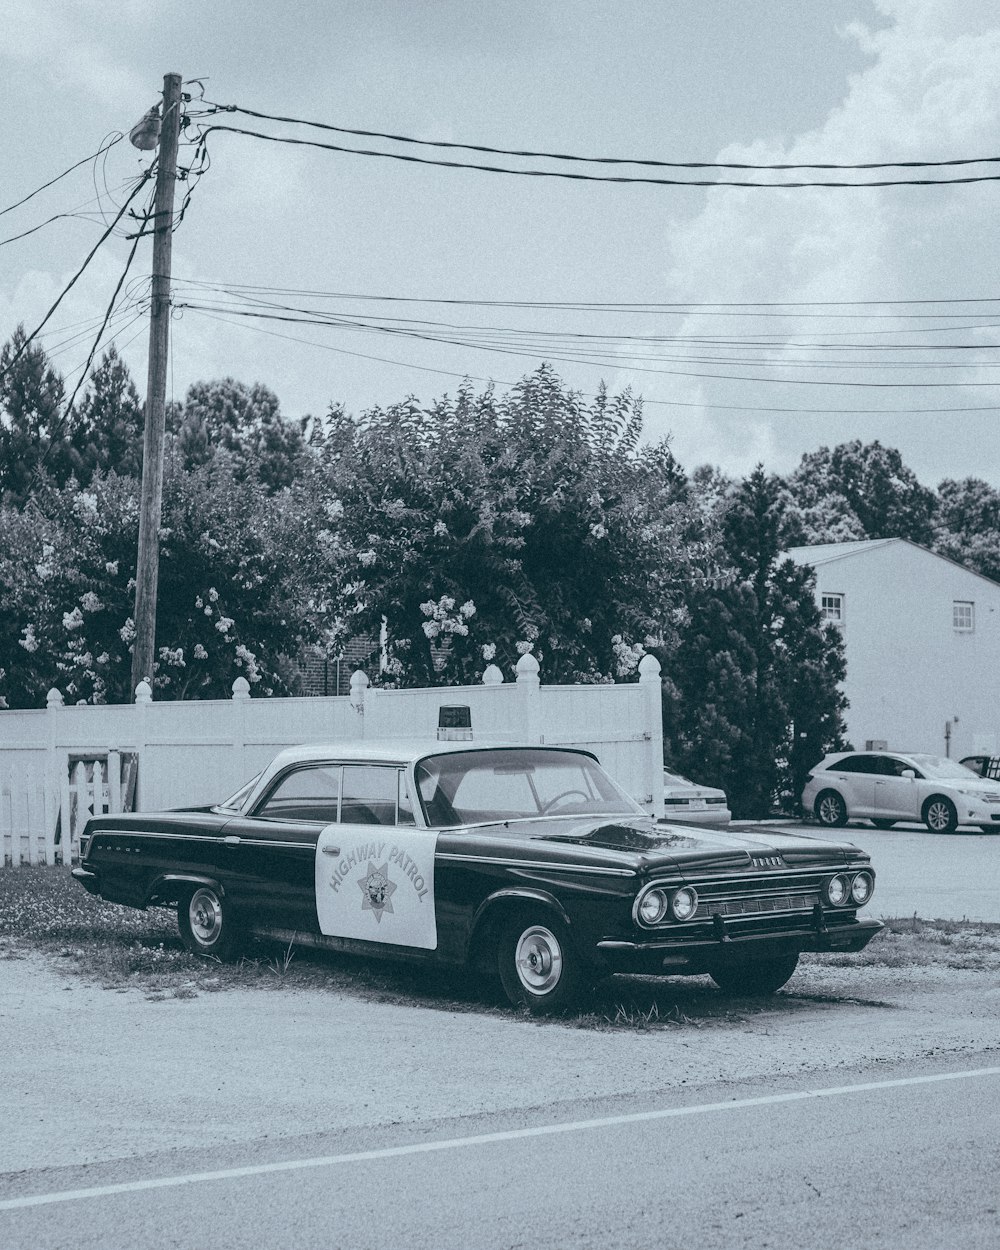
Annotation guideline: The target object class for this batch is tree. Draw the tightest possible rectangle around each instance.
[0,461,343,707]
[934,477,1000,583]
[169,377,308,491]
[319,367,714,686]
[67,346,144,483]
[785,440,937,546]
[664,467,847,817]
[0,326,69,504]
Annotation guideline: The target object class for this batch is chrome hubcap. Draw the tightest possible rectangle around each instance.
[189,889,222,945]
[514,925,563,995]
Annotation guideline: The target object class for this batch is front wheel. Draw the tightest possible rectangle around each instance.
[710,951,800,995]
[178,886,243,960]
[923,796,958,835]
[815,790,848,827]
[497,913,585,1014]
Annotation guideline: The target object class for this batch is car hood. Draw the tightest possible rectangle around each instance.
[525,816,856,871]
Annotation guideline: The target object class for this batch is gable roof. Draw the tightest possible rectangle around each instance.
[784,537,1000,590]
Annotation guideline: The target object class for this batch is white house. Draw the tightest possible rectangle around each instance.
[784,538,1000,760]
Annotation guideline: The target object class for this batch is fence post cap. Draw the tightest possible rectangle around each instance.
[134,679,153,704]
[638,653,662,681]
[515,652,540,683]
[350,669,370,692]
[46,687,64,708]
[482,663,504,686]
[231,676,251,701]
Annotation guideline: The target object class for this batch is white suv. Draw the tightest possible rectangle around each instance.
[802,751,1000,835]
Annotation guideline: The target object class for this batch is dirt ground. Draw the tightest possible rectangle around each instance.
[2,946,998,1178]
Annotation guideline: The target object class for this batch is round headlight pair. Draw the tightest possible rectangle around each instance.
[636,885,699,926]
[823,871,874,907]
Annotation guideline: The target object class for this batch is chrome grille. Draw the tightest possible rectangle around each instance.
[693,872,824,921]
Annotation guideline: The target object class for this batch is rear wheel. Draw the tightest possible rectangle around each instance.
[178,886,243,960]
[814,790,848,827]
[871,818,896,830]
[923,796,958,835]
[710,951,800,995]
[497,912,585,1014]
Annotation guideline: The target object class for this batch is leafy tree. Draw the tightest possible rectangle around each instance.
[68,346,144,483]
[0,326,69,504]
[934,477,1000,583]
[321,366,714,685]
[169,377,308,491]
[665,467,847,817]
[784,439,937,546]
[0,462,342,707]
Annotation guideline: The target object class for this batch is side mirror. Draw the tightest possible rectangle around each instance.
[901,769,916,780]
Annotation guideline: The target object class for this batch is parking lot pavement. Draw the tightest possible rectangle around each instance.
[733,820,1000,923]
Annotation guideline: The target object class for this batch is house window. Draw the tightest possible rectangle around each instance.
[820,593,844,623]
[953,601,974,633]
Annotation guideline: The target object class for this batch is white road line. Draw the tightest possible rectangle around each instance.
[3,1065,999,1212]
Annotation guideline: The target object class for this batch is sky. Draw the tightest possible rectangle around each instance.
[4,0,1000,487]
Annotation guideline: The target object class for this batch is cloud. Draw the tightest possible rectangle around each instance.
[639,0,1000,482]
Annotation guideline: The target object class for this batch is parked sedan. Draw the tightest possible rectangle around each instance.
[660,769,731,826]
[73,740,881,1012]
[803,750,1000,834]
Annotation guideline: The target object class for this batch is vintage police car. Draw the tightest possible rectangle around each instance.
[72,741,882,1013]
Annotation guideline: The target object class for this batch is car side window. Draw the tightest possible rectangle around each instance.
[256,765,342,822]
[836,756,872,774]
[885,757,913,778]
[341,765,406,826]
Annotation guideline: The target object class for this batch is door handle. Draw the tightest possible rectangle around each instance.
[321,845,340,857]
[223,835,241,846]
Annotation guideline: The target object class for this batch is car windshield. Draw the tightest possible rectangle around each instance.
[663,770,694,787]
[414,748,643,827]
[907,755,981,780]
[218,771,263,812]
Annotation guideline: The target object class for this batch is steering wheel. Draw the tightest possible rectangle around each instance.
[540,789,589,815]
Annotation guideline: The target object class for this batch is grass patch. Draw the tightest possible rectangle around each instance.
[807,914,1000,972]
[3,868,998,1025]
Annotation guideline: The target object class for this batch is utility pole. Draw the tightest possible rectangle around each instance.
[131,72,183,696]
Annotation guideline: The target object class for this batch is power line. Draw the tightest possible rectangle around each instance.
[209,103,1000,174]
[176,299,1000,389]
[196,124,1000,189]
[0,169,155,383]
[0,134,123,218]
[183,305,1000,417]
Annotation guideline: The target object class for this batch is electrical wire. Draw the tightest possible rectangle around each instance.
[183,304,1000,416]
[0,135,124,218]
[174,299,1000,389]
[194,123,1000,189]
[0,168,156,383]
[208,102,1000,174]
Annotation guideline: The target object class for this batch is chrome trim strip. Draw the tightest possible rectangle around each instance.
[89,829,315,851]
[437,852,635,876]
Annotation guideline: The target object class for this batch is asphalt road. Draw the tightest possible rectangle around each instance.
[2,1057,998,1250]
[733,819,1000,922]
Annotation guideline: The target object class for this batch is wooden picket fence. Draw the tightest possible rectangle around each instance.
[0,754,130,868]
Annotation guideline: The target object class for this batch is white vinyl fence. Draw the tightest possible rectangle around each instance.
[0,653,664,866]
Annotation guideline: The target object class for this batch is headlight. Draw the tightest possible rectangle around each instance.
[638,888,669,925]
[850,871,874,905]
[669,886,699,922]
[823,874,850,907]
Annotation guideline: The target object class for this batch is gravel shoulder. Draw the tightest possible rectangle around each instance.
[2,945,998,1177]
